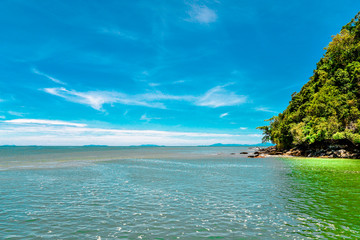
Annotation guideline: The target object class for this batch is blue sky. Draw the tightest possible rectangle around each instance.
[0,0,359,145]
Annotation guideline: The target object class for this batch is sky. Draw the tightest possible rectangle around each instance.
[0,0,359,146]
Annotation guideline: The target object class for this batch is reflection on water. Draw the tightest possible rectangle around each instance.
[283,158,360,238]
[0,147,359,239]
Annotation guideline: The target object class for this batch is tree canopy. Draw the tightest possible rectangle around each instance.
[258,12,360,149]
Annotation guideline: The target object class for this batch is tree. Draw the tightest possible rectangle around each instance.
[258,11,360,149]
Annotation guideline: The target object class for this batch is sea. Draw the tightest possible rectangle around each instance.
[0,146,359,239]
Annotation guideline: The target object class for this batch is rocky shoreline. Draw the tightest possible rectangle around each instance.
[248,140,360,159]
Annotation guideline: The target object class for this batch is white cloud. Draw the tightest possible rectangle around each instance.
[43,87,165,111]
[196,85,247,108]
[148,82,161,87]
[32,68,66,85]
[43,87,118,111]
[239,127,247,130]
[140,114,161,122]
[255,107,277,113]
[42,85,246,111]
[99,27,139,41]
[140,91,195,102]
[173,80,185,84]
[4,119,86,127]
[247,134,263,138]
[187,5,218,24]
[140,114,151,122]
[0,119,262,146]
[8,111,25,117]
[220,112,229,118]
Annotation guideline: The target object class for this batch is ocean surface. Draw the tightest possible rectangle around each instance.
[0,146,359,239]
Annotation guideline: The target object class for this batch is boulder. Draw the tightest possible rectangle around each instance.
[335,149,351,158]
[248,152,260,158]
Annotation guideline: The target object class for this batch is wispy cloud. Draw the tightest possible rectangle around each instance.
[43,87,119,111]
[0,115,5,119]
[43,84,246,111]
[140,91,194,102]
[187,5,218,24]
[99,27,139,41]
[247,134,263,138]
[220,112,229,118]
[0,119,262,146]
[140,114,150,122]
[148,82,161,87]
[140,114,161,122]
[196,85,247,108]
[4,119,86,127]
[43,87,165,111]
[8,111,25,117]
[32,68,66,85]
[255,107,277,113]
[239,127,247,130]
[172,80,186,84]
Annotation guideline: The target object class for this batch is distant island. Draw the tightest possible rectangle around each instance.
[205,143,274,147]
[258,12,360,159]
[83,145,109,147]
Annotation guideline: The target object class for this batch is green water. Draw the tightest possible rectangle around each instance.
[0,147,359,239]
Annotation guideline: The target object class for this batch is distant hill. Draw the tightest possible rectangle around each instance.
[129,144,165,147]
[258,12,360,151]
[83,145,109,147]
[204,143,274,147]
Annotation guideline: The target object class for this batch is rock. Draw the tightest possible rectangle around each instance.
[240,152,248,154]
[335,149,351,158]
[230,153,236,155]
[264,146,277,155]
[284,148,302,156]
[251,142,359,159]
[292,150,302,156]
[248,154,264,158]
[314,150,321,156]
[329,144,348,151]
[248,151,260,158]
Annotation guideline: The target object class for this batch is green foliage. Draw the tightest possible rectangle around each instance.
[258,12,360,149]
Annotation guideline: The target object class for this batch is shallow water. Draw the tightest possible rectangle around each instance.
[0,146,359,239]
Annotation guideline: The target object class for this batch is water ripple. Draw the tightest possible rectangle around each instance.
[0,147,359,239]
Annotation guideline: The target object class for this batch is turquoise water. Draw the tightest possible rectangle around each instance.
[0,146,359,239]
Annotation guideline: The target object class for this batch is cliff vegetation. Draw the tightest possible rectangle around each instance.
[258,12,360,154]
